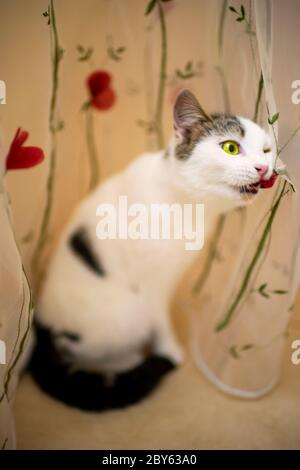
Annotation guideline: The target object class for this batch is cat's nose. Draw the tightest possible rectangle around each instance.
[255,164,268,179]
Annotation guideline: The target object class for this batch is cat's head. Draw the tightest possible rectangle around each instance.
[171,89,277,205]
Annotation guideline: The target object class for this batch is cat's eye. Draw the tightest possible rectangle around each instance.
[263,148,271,153]
[221,141,240,156]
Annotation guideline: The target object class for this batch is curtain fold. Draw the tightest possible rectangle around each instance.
[0,183,32,449]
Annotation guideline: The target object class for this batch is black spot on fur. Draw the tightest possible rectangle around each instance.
[69,228,106,276]
[29,324,175,412]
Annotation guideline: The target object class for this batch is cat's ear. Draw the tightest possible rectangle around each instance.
[173,89,212,140]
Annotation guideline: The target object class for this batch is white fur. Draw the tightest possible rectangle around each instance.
[37,107,274,373]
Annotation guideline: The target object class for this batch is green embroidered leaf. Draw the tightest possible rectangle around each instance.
[175,60,203,80]
[257,282,270,298]
[175,69,195,80]
[229,345,240,359]
[80,50,93,62]
[43,8,50,25]
[229,343,253,359]
[77,45,93,62]
[241,343,253,351]
[256,282,288,298]
[261,291,270,298]
[136,119,156,134]
[268,112,279,125]
[108,45,126,62]
[229,4,246,22]
[259,282,268,291]
[145,0,157,15]
[275,166,296,193]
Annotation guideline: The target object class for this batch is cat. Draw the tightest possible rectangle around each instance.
[29,89,277,411]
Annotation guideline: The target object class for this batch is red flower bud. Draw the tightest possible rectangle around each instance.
[6,128,44,170]
[86,70,116,111]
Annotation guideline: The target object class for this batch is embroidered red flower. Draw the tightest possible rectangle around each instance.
[6,128,44,170]
[86,71,116,110]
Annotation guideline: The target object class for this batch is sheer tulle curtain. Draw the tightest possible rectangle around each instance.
[0,0,300,449]
[0,162,32,449]
[189,0,300,397]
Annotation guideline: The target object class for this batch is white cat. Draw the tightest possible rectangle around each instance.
[30,90,277,410]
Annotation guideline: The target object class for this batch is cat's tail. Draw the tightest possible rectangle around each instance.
[29,325,175,411]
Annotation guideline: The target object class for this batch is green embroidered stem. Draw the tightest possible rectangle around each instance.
[0,197,34,405]
[215,180,288,332]
[32,0,62,272]
[192,1,231,296]
[2,438,8,450]
[192,214,226,295]
[218,0,228,54]
[154,0,167,149]
[85,105,99,191]
[216,0,230,114]
[253,72,264,123]
[0,285,26,401]
[247,1,258,77]
[49,0,60,132]
[0,269,33,403]
[278,123,300,156]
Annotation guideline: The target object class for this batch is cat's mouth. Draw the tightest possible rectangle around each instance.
[233,172,278,197]
[238,182,261,195]
[230,181,260,197]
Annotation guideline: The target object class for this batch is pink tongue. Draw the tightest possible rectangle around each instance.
[260,171,278,189]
